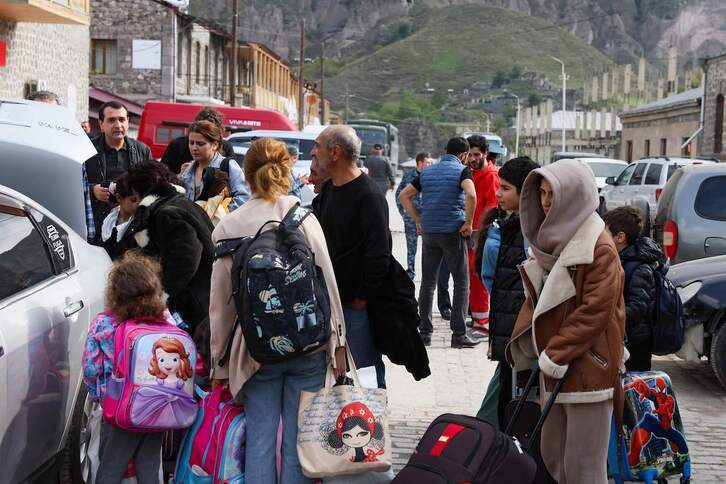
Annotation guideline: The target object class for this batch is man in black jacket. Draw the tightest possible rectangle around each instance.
[312,125,391,388]
[603,206,664,371]
[85,101,152,243]
[161,107,235,174]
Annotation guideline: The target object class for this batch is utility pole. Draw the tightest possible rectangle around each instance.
[345,82,350,123]
[319,40,325,124]
[298,19,305,130]
[229,0,239,106]
[550,56,568,152]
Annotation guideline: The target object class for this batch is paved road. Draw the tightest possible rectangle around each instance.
[384,188,726,482]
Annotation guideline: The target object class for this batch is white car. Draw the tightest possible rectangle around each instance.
[227,130,316,206]
[570,158,628,213]
[601,156,715,228]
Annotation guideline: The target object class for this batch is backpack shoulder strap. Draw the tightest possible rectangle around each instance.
[214,236,251,259]
[280,203,312,230]
[220,157,232,175]
[622,260,644,289]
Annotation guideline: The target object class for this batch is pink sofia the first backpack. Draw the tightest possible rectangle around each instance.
[102,314,198,432]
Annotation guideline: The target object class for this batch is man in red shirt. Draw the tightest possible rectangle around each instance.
[466,135,500,338]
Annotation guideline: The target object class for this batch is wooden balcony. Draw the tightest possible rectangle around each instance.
[0,0,90,24]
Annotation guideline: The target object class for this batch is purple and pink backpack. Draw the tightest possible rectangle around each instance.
[102,315,198,432]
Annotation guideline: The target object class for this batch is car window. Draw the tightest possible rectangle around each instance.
[616,164,636,185]
[644,163,663,185]
[629,163,648,185]
[0,211,55,301]
[30,210,75,273]
[695,176,726,221]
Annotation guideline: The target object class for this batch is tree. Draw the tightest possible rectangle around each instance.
[492,71,508,89]
[527,93,543,107]
[509,65,523,81]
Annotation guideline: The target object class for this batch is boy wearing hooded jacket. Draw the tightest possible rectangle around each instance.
[506,159,625,484]
[603,206,665,372]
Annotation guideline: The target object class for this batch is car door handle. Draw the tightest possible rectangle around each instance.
[0,346,4,358]
[64,300,84,318]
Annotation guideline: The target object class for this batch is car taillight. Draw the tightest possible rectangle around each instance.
[663,220,678,259]
[655,188,663,201]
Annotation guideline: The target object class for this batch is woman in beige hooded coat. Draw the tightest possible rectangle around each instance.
[505,159,625,484]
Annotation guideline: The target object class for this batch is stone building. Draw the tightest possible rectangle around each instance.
[0,0,90,121]
[620,87,702,162]
[90,0,331,124]
[699,53,726,161]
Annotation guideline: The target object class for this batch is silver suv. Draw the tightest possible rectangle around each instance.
[601,157,714,230]
[654,164,726,264]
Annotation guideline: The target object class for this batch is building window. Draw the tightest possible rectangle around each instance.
[715,94,724,153]
[91,39,117,75]
[644,139,650,157]
[195,42,201,85]
[660,138,667,156]
[177,32,184,77]
[204,46,209,86]
[626,140,633,162]
[682,137,692,157]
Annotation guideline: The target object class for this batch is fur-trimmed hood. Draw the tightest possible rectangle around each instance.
[133,184,186,248]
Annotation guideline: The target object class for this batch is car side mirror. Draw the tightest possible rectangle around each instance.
[606,176,616,186]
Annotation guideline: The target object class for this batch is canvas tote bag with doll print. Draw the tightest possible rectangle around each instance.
[297,351,391,478]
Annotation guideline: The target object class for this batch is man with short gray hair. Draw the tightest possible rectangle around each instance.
[312,125,390,388]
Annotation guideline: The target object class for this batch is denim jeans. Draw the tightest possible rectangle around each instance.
[242,351,326,484]
[419,233,469,337]
[343,306,386,389]
[97,420,163,484]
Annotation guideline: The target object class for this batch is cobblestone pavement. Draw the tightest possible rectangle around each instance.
[385,190,726,482]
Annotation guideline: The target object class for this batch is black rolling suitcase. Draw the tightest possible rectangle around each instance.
[392,366,565,484]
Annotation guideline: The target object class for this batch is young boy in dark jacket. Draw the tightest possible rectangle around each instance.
[603,206,665,372]
[473,156,539,428]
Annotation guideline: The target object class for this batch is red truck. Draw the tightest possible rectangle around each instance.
[138,101,297,159]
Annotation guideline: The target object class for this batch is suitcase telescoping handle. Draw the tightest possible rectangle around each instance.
[503,364,570,452]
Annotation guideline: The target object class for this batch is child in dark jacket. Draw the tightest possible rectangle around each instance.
[603,206,665,372]
[473,156,539,428]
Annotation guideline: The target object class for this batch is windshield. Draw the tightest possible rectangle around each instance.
[353,127,387,146]
[587,162,626,178]
[229,137,315,160]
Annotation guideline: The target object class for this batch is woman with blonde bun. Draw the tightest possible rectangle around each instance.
[209,138,347,484]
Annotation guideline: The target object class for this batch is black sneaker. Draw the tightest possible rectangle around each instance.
[451,334,481,348]
[420,333,432,346]
[440,308,452,321]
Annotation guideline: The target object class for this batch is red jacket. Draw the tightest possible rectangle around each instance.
[472,163,500,228]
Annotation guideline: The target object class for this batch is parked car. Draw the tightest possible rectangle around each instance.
[0,185,110,483]
[552,151,603,162]
[572,157,628,213]
[654,164,726,264]
[228,130,316,206]
[669,255,726,391]
[601,156,714,231]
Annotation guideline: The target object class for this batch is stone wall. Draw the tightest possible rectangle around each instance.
[90,0,172,104]
[700,55,726,161]
[0,19,89,121]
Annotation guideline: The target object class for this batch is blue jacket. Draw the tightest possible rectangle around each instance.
[419,154,466,234]
[181,152,250,211]
[482,222,501,293]
[395,167,422,223]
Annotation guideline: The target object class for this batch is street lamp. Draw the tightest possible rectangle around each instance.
[550,56,568,152]
[504,91,520,158]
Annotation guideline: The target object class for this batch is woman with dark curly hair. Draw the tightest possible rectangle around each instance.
[126,160,214,335]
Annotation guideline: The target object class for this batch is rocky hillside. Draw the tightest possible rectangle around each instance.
[191,0,726,66]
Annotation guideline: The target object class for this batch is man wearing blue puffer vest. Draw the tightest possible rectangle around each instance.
[399,137,480,348]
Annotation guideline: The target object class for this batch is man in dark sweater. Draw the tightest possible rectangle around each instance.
[312,125,391,388]
[161,107,235,174]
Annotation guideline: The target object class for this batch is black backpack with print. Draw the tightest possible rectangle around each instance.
[215,203,331,365]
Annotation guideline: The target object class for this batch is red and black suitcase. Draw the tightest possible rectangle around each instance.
[392,366,564,484]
